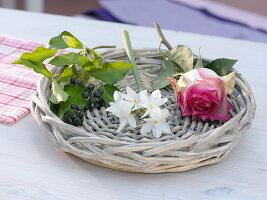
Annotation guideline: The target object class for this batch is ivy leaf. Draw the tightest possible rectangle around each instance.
[99,84,120,103]
[49,52,89,67]
[15,47,57,63]
[13,58,52,78]
[62,35,84,49]
[152,58,175,90]
[49,31,84,49]
[195,56,204,69]
[75,70,92,84]
[49,79,69,104]
[12,47,56,78]
[164,45,193,72]
[81,61,94,71]
[205,58,237,76]
[57,66,75,83]
[58,85,87,119]
[90,61,133,85]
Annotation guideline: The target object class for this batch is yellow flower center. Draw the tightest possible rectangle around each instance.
[153,120,160,124]
[133,99,138,104]
[148,104,155,109]
[121,114,128,119]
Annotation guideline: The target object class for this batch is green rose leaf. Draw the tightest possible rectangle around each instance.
[205,58,237,76]
[49,79,69,104]
[49,31,84,49]
[13,58,52,78]
[90,61,133,85]
[164,45,193,72]
[152,58,175,90]
[195,56,204,69]
[58,85,88,119]
[49,52,89,67]
[100,84,120,103]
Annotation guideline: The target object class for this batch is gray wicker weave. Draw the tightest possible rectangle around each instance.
[31,48,256,173]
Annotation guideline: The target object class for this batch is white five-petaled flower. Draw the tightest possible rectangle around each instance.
[123,87,147,110]
[106,100,136,132]
[113,90,124,102]
[140,108,170,138]
[140,89,168,117]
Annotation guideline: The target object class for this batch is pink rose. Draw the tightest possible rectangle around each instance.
[169,68,235,122]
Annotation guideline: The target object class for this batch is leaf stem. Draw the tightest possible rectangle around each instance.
[121,30,143,92]
[154,23,173,50]
[92,45,116,50]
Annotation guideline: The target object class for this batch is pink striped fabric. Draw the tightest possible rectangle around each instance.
[0,35,44,125]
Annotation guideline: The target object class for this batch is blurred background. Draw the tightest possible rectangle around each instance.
[1,0,267,43]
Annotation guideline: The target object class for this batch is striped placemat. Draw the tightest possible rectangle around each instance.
[0,35,43,125]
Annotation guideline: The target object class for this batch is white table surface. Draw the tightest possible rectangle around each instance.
[0,8,266,200]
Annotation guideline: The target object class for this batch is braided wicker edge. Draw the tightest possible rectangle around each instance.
[31,48,256,173]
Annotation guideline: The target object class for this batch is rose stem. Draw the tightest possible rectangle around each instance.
[121,30,143,92]
[153,22,173,50]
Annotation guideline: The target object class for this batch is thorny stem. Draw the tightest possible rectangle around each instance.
[154,23,173,50]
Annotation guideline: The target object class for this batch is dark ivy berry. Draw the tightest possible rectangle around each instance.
[94,90,101,98]
[89,96,97,104]
[76,111,85,118]
[63,116,69,124]
[82,91,90,98]
[67,110,73,115]
[73,117,81,126]
[84,104,93,111]
[71,104,77,109]
[70,78,76,84]
[87,84,95,91]
[99,97,105,105]
[67,110,75,118]
[77,81,83,86]
[76,105,83,111]
[94,102,101,109]
[83,104,90,110]
[98,87,104,94]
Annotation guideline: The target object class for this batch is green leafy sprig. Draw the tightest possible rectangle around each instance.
[152,23,237,90]
[13,31,134,119]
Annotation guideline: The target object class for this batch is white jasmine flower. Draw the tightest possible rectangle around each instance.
[140,108,170,138]
[109,91,124,107]
[140,89,168,117]
[113,91,124,102]
[106,100,136,132]
[123,87,147,110]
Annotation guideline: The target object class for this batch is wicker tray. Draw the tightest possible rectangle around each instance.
[31,48,256,173]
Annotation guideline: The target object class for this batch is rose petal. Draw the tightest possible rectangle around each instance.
[221,71,236,94]
[207,92,232,122]
[197,68,219,79]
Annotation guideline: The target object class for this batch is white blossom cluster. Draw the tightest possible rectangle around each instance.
[106,87,170,138]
